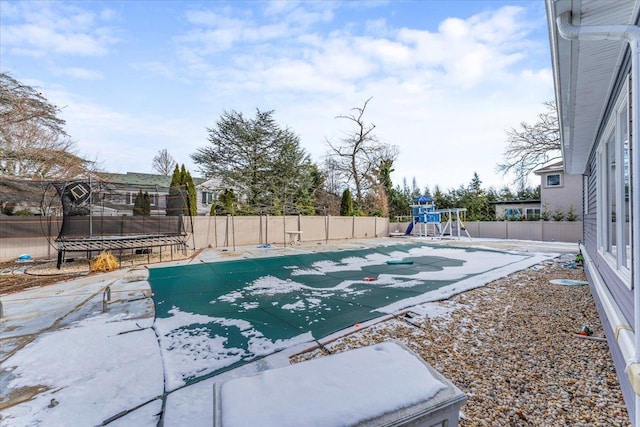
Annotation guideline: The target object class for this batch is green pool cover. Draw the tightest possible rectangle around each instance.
[148,242,532,389]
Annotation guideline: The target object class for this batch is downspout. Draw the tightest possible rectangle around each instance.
[557,11,640,424]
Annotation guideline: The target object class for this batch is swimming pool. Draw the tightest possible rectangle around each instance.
[148,242,533,390]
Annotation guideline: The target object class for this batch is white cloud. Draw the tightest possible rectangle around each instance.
[2,3,120,57]
[130,62,179,81]
[1,1,553,190]
[140,4,553,187]
[51,66,103,80]
[356,37,413,66]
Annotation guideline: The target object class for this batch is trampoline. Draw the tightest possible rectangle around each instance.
[148,243,532,390]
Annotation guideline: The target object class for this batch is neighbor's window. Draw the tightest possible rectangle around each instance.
[546,173,561,187]
[504,208,521,219]
[597,77,631,286]
[525,208,541,220]
[201,192,215,206]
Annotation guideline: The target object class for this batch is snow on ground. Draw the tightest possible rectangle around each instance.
[0,314,163,427]
[375,252,552,313]
[0,239,565,426]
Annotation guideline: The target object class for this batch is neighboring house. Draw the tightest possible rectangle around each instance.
[491,199,541,220]
[95,172,173,216]
[0,172,223,216]
[197,177,223,215]
[533,161,583,219]
[547,1,639,423]
[96,172,220,216]
[0,178,51,215]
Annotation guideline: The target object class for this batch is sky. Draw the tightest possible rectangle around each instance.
[1,241,554,425]
[0,0,554,192]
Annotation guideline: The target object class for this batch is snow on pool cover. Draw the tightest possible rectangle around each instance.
[148,243,535,390]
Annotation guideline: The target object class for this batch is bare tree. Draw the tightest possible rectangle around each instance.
[497,100,561,186]
[325,97,398,210]
[0,72,91,180]
[152,148,177,176]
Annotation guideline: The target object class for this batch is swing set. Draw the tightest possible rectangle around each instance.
[436,208,471,239]
[407,196,471,239]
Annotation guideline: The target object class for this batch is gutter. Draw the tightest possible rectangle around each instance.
[557,11,640,425]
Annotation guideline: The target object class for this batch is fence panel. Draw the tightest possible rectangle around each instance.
[0,216,581,262]
[470,221,507,239]
[0,217,62,238]
[300,216,329,242]
[327,217,353,240]
[505,222,544,241]
[542,221,583,243]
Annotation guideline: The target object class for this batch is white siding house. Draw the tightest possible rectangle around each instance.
[546,0,640,423]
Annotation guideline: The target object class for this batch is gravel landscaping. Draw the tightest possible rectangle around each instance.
[292,257,630,426]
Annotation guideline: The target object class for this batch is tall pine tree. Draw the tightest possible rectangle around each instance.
[340,189,353,216]
[192,109,315,214]
[133,190,145,215]
[166,165,183,216]
[180,165,197,216]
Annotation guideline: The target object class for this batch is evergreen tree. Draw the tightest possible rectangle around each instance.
[192,109,317,214]
[166,164,197,216]
[270,136,315,215]
[182,168,197,216]
[432,185,450,210]
[133,190,145,216]
[566,205,579,221]
[143,191,151,215]
[410,177,421,199]
[340,189,354,216]
[464,172,491,221]
[215,189,237,215]
[166,164,183,216]
[377,159,407,217]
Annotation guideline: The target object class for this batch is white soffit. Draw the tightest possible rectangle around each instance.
[549,0,636,174]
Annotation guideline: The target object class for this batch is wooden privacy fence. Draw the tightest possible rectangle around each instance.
[0,216,583,262]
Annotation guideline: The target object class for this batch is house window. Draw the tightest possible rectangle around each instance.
[504,208,521,220]
[546,173,561,187]
[202,191,215,206]
[583,175,589,216]
[525,208,541,220]
[597,78,631,285]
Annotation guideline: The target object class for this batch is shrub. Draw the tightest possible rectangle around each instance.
[566,205,579,221]
[540,202,551,221]
[14,209,34,216]
[551,207,565,221]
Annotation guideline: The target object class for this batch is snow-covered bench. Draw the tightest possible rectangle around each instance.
[213,341,466,426]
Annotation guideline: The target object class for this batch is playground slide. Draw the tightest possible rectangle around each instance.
[404,218,418,235]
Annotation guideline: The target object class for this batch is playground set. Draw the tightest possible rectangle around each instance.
[405,196,471,239]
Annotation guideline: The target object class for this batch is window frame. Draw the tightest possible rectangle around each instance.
[545,173,562,187]
[525,208,541,221]
[596,78,632,287]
